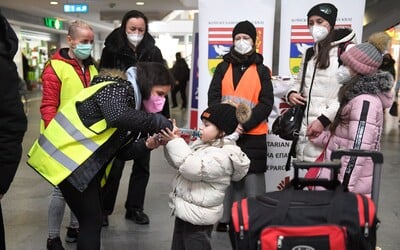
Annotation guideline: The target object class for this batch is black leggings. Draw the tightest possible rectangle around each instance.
[59,174,103,250]
[171,217,213,250]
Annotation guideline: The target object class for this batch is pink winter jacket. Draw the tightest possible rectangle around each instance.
[311,73,393,196]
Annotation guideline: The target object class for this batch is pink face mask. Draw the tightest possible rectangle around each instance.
[142,95,166,113]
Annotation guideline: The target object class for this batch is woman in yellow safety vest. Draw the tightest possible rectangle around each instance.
[28,62,174,250]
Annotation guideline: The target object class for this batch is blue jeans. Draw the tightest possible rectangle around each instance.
[48,186,79,239]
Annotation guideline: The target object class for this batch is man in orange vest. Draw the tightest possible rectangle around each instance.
[207,20,274,244]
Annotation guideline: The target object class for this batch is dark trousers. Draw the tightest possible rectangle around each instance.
[0,203,5,250]
[59,174,103,250]
[171,217,213,250]
[102,151,151,215]
[171,80,187,108]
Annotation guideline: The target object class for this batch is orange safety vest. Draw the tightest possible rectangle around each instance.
[221,64,268,135]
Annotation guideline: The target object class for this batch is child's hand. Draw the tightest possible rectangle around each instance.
[171,119,179,135]
[235,124,244,135]
[159,127,180,143]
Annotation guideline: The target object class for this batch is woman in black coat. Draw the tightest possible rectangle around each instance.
[99,10,171,226]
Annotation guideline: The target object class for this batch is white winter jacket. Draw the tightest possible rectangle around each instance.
[164,137,250,225]
[287,29,356,162]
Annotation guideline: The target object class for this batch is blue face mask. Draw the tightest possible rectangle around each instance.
[73,43,93,60]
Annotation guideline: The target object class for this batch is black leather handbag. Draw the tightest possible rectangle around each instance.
[271,104,305,141]
[272,48,315,170]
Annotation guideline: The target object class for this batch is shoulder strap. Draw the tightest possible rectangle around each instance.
[337,41,353,66]
[342,100,369,189]
[299,48,314,93]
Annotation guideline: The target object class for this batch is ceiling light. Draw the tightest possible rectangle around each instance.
[50,1,58,5]
[136,2,144,6]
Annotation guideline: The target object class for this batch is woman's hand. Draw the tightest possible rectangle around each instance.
[145,134,161,149]
[235,124,244,135]
[306,119,324,140]
[288,92,307,106]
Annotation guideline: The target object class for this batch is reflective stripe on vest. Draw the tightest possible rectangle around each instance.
[221,64,268,135]
[28,81,116,186]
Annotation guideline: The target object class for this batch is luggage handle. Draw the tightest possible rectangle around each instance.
[291,161,341,190]
[330,149,383,211]
[330,149,383,164]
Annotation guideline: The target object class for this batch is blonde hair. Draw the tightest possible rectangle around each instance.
[68,20,93,38]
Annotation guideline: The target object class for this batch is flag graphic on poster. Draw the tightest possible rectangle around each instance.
[208,27,232,75]
[208,27,264,76]
[289,24,353,75]
[289,25,313,75]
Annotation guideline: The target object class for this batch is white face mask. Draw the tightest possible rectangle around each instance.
[310,25,329,42]
[126,33,144,47]
[336,65,352,84]
[234,39,253,55]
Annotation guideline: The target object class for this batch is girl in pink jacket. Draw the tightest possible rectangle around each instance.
[310,32,393,196]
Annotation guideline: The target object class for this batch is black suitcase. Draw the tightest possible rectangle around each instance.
[231,150,381,250]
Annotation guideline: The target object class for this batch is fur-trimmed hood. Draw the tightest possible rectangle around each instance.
[342,71,394,103]
[90,68,129,86]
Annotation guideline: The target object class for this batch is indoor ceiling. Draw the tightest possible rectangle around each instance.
[0,0,198,33]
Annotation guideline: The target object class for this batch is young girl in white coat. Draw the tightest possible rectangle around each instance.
[160,103,251,250]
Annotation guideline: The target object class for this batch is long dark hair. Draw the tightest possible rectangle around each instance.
[329,76,360,132]
[314,29,336,69]
[136,62,175,100]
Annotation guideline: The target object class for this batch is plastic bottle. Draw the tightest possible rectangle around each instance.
[178,128,201,139]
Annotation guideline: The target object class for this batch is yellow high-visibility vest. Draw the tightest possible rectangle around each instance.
[40,60,98,133]
[51,59,98,108]
[28,81,117,186]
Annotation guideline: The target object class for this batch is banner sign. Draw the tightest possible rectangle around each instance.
[198,0,276,127]
[279,0,366,76]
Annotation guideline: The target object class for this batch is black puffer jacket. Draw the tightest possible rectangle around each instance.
[99,27,163,71]
[0,12,27,195]
[208,49,274,173]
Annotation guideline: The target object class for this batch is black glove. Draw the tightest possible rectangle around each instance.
[150,113,173,133]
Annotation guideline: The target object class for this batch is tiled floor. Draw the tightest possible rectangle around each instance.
[2,89,399,249]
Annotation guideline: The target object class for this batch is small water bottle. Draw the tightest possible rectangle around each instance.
[178,128,201,141]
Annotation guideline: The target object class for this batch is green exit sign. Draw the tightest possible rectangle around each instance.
[44,17,63,30]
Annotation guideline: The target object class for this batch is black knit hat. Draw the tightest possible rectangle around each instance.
[232,20,257,43]
[201,103,238,135]
[307,3,338,27]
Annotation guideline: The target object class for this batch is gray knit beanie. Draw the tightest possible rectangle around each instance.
[340,32,390,75]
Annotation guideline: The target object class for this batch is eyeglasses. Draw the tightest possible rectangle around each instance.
[319,5,332,15]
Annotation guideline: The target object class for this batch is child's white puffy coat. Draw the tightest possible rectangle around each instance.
[164,137,250,225]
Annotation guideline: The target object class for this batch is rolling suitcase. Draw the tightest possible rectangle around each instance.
[330,149,383,211]
[231,151,380,250]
